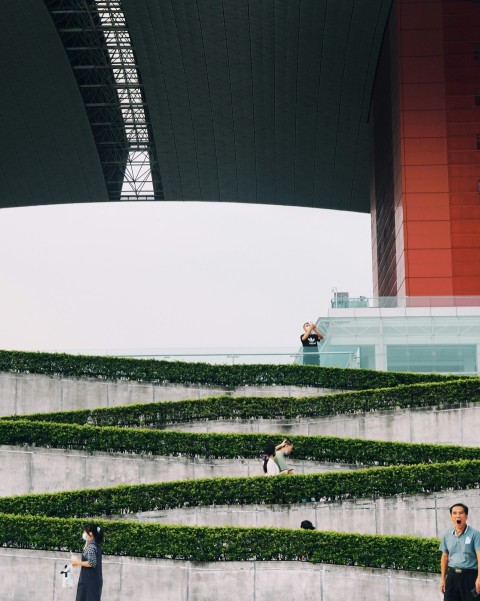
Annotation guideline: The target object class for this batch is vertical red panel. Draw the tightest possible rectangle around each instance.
[371,0,480,297]
[398,0,453,296]
[443,1,480,295]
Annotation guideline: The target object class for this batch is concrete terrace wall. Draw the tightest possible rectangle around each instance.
[162,402,480,446]
[0,371,339,416]
[0,370,468,600]
[0,445,355,497]
[0,548,439,601]
[118,488,480,539]
[2,372,479,447]
[3,440,478,539]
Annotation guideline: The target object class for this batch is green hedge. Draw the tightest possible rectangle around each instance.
[2,419,480,465]
[0,349,460,390]
[1,460,479,518]
[0,513,440,571]
[12,378,480,428]
[0,349,468,575]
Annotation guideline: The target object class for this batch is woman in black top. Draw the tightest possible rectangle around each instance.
[72,523,104,601]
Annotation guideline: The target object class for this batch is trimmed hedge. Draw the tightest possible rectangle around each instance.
[0,349,461,390]
[0,513,440,572]
[2,419,480,465]
[0,460,479,518]
[11,378,480,428]
[0,349,470,575]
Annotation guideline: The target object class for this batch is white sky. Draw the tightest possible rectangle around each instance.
[0,202,372,353]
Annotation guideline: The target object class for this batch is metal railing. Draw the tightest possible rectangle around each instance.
[45,348,359,368]
[331,296,480,309]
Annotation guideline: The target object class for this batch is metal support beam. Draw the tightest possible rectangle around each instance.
[45,0,163,201]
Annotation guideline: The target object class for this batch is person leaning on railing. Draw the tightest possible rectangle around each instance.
[274,439,294,475]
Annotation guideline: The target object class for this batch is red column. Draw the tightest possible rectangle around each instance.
[443,1,480,294]
[371,0,480,297]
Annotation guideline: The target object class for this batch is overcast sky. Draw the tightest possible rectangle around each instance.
[0,202,372,355]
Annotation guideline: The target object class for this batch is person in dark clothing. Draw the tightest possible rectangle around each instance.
[300,519,316,560]
[72,523,104,601]
[301,520,316,530]
[300,322,324,365]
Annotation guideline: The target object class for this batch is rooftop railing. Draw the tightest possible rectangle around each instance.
[44,348,359,368]
[330,296,480,309]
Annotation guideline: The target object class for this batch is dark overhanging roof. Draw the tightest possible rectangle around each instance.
[0,0,392,213]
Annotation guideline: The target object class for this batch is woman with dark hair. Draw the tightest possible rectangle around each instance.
[263,443,280,475]
[71,523,104,601]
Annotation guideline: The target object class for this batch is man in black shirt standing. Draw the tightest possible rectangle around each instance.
[300,322,324,366]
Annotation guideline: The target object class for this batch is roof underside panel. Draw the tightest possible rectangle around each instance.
[123,0,392,212]
[0,0,392,212]
[0,0,108,208]
[46,0,129,201]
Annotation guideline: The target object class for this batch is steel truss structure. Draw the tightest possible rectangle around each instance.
[45,0,163,200]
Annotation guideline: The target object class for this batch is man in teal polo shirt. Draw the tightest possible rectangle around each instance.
[440,503,480,600]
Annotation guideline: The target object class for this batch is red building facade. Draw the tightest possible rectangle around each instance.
[370,0,480,297]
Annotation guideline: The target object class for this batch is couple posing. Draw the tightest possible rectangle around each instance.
[263,439,294,476]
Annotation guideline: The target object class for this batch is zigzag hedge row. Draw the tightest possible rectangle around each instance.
[0,349,460,389]
[0,460,478,517]
[10,378,479,427]
[0,350,472,574]
[0,513,440,572]
[1,419,480,465]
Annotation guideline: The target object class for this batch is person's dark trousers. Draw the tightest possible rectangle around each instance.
[444,568,478,600]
